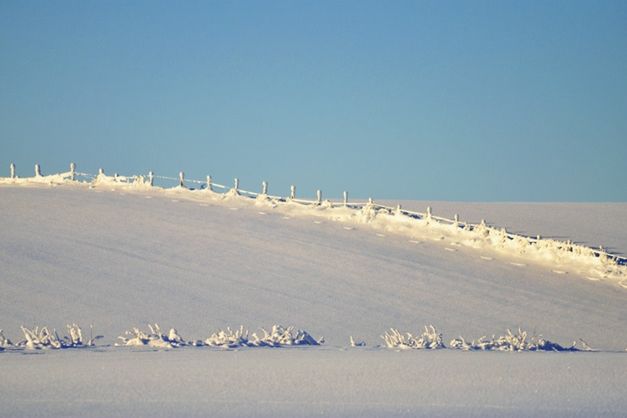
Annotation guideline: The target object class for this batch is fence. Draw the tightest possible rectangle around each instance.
[3,161,626,267]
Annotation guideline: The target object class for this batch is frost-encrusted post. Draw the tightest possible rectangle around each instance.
[290,185,296,200]
[34,163,42,177]
[395,204,402,216]
[70,162,76,181]
[261,180,268,195]
[368,197,373,205]
[10,162,15,179]
[316,189,322,204]
[206,175,212,191]
[178,171,185,187]
[343,191,348,206]
[454,214,459,223]
[426,206,432,218]
[98,168,104,176]
[148,171,154,186]
[234,178,239,191]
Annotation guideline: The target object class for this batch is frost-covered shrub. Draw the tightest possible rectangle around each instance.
[381,325,445,349]
[17,324,97,349]
[205,326,249,348]
[449,328,578,352]
[204,325,321,348]
[349,336,366,347]
[116,324,187,348]
[250,325,321,347]
[0,329,12,348]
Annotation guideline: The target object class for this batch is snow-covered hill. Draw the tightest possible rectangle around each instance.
[1,182,626,417]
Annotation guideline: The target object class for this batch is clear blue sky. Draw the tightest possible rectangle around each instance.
[1,0,626,201]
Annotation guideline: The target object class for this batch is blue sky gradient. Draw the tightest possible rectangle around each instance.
[1,0,626,201]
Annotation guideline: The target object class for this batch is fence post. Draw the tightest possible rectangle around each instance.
[10,162,15,179]
[70,162,76,181]
[290,185,296,200]
[148,171,154,186]
[343,191,348,206]
[395,204,402,215]
[206,175,212,191]
[426,206,432,218]
[368,197,373,205]
[234,178,239,191]
[34,163,42,177]
[316,189,322,204]
[454,213,459,226]
[261,181,268,195]
[178,171,185,187]
[98,168,104,176]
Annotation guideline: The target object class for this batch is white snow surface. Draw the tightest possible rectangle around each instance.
[1,182,627,417]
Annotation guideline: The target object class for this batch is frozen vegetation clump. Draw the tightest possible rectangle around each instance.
[204,325,322,348]
[449,328,579,352]
[205,326,250,348]
[349,336,366,347]
[0,329,13,349]
[250,325,321,347]
[116,324,187,348]
[16,324,98,350]
[382,325,445,349]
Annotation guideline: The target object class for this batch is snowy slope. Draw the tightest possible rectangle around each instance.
[1,183,627,417]
[1,184,626,348]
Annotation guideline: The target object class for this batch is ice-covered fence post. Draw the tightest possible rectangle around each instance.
[178,171,185,187]
[395,204,402,216]
[98,168,104,176]
[261,181,268,195]
[343,191,348,206]
[234,178,239,191]
[206,175,212,191]
[34,163,42,177]
[316,189,322,204]
[70,162,76,181]
[426,206,432,218]
[290,185,296,200]
[10,162,15,179]
[454,213,459,226]
[368,197,373,205]
[148,171,154,186]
